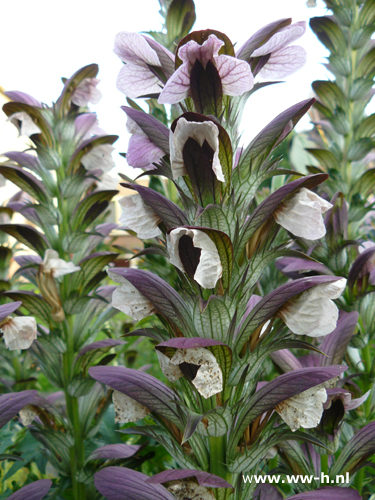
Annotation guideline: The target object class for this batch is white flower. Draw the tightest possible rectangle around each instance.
[275,384,328,432]
[279,278,347,337]
[167,479,215,500]
[112,389,150,423]
[108,270,156,321]
[8,112,41,137]
[156,350,183,382]
[306,0,317,6]
[0,174,6,188]
[19,405,38,426]
[81,144,115,173]
[119,194,161,239]
[1,317,37,350]
[94,172,119,192]
[126,116,164,171]
[167,228,222,289]
[161,347,223,399]
[43,250,81,278]
[170,118,224,181]
[71,78,102,107]
[274,188,332,239]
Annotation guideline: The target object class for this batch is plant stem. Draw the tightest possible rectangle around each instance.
[209,436,228,480]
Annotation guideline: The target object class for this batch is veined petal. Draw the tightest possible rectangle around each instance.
[81,144,115,173]
[275,383,328,431]
[279,278,347,337]
[274,187,333,239]
[112,389,150,423]
[0,174,6,188]
[127,133,164,170]
[19,405,38,426]
[167,479,215,500]
[119,194,162,239]
[8,112,41,137]
[252,22,306,57]
[71,78,102,107]
[158,63,191,105]
[167,228,222,289]
[171,347,223,399]
[1,317,37,351]
[259,46,307,79]
[179,36,224,67]
[43,249,81,278]
[156,350,183,382]
[170,118,223,181]
[111,280,156,321]
[215,55,254,95]
[114,32,160,67]
[95,173,119,191]
[116,63,162,99]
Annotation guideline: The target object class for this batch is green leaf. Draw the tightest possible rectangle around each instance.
[4,291,52,325]
[355,113,375,139]
[68,252,118,295]
[166,0,196,44]
[309,16,347,55]
[68,375,96,397]
[357,47,375,78]
[347,138,373,161]
[193,296,235,342]
[196,205,236,240]
[208,343,232,391]
[350,78,374,101]
[0,224,48,256]
[0,165,48,202]
[312,81,347,111]
[358,0,375,27]
[0,454,23,462]
[306,148,340,170]
[197,405,233,437]
[329,55,351,76]
[71,190,118,231]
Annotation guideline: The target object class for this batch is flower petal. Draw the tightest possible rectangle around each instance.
[158,63,191,104]
[43,249,81,278]
[127,133,163,170]
[119,194,162,239]
[112,389,150,423]
[71,78,102,107]
[280,278,347,337]
[259,45,307,79]
[215,55,254,95]
[167,228,223,289]
[2,317,37,350]
[167,479,215,500]
[114,32,160,66]
[252,22,306,57]
[81,144,115,173]
[274,187,333,239]
[111,280,156,321]
[116,63,162,99]
[171,347,223,399]
[170,118,223,181]
[156,350,183,382]
[8,112,41,137]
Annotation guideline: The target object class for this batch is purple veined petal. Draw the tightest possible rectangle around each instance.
[147,469,233,489]
[252,22,306,57]
[76,339,127,358]
[216,55,254,95]
[95,285,117,300]
[319,311,359,367]
[14,255,42,268]
[75,113,98,141]
[298,354,320,368]
[287,486,361,500]
[236,18,292,60]
[259,45,307,79]
[279,257,332,275]
[0,302,22,322]
[94,466,175,500]
[158,63,191,104]
[252,484,283,500]
[116,63,162,99]
[7,479,52,500]
[344,390,371,411]
[145,36,175,78]
[89,365,181,426]
[270,349,303,372]
[0,390,38,429]
[88,443,142,461]
[114,32,160,67]
[127,134,163,169]
[5,91,42,108]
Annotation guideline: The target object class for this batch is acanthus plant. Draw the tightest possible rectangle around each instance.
[0,66,155,500]
[89,8,369,500]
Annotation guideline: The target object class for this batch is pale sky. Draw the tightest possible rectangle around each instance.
[0,0,332,200]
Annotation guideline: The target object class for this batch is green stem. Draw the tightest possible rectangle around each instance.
[321,453,329,477]
[209,436,228,480]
